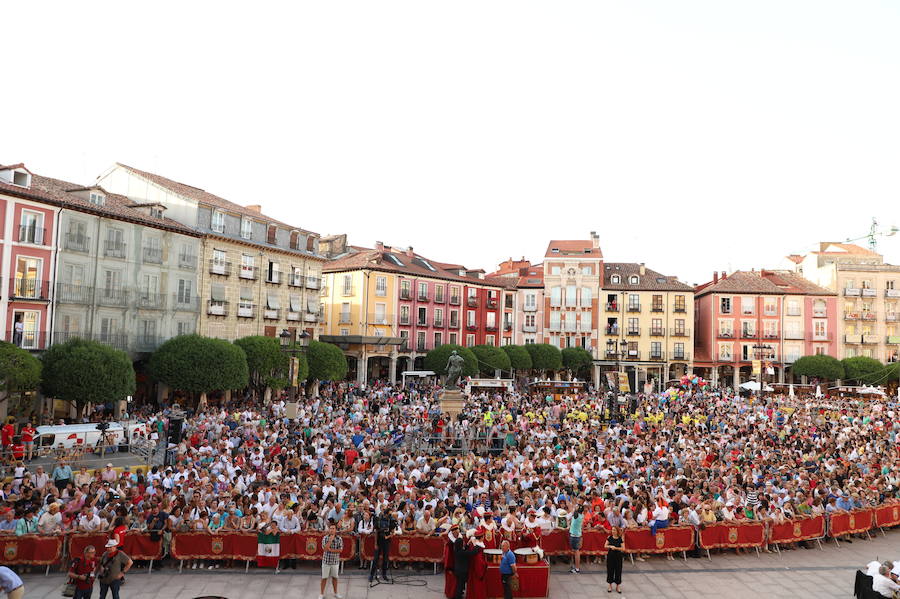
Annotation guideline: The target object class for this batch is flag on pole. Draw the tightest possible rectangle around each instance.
[257,531,280,568]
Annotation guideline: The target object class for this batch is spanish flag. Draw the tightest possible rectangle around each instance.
[257,531,280,568]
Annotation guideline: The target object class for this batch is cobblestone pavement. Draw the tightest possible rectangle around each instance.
[17,529,897,598]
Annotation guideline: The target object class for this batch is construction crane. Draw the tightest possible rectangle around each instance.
[844,217,899,252]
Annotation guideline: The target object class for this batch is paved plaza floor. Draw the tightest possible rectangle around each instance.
[17,529,897,598]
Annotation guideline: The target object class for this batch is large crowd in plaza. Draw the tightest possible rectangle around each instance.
[1,379,899,593]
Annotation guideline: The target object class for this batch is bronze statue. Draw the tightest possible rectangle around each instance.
[444,350,465,389]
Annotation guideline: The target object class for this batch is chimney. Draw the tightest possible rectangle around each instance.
[405,246,414,258]
[721,271,727,280]
[245,204,262,213]
[375,241,384,251]
[639,263,646,275]
[713,272,719,283]
[590,231,599,249]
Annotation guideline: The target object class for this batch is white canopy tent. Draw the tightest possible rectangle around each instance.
[739,381,774,392]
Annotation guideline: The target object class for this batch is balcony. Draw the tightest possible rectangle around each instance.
[523,304,538,312]
[418,292,429,302]
[207,300,228,316]
[812,310,827,318]
[605,302,619,312]
[178,253,197,270]
[369,313,391,326]
[844,312,860,320]
[626,327,640,336]
[434,294,445,304]
[237,304,257,318]
[784,330,805,340]
[887,289,900,298]
[673,306,687,313]
[670,328,691,337]
[416,342,429,352]
[449,320,460,329]
[651,305,664,313]
[604,350,619,359]
[648,351,665,361]
[288,274,304,288]
[523,324,536,333]
[56,283,94,304]
[239,266,258,280]
[286,311,301,321]
[97,288,128,307]
[172,294,200,312]
[485,325,498,332]
[306,277,320,290]
[844,333,862,344]
[209,260,232,276]
[740,330,757,339]
[503,322,512,331]
[18,225,45,245]
[64,233,91,253]
[142,246,163,264]
[887,313,900,322]
[416,319,427,327]
[862,288,877,297]
[8,329,46,350]
[786,308,801,316]
[718,330,734,338]
[265,271,282,285]
[466,324,477,331]
[104,240,127,259]
[605,325,619,336]
[10,277,49,300]
[887,335,900,345]
[763,332,779,339]
[623,350,641,360]
[487,298,498,309]
[433,319,444,328]
[626,304,641,313]
[467,297,478,307]
[862,334,879,344]
[134,335,162,352]
[843,287,862,296]
[339,314,352,324]
[135,292,166,310]
[264,308,280,320]
[400,290,411,300]
[809,332,832,342]
[671,351,691,362]
[649,327,665,336]
[861,312,877,321]
[303,311,318,323]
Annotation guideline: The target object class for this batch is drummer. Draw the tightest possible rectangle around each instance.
[520,509,543,551]
[500,508,520,544]
[478,507,500,549]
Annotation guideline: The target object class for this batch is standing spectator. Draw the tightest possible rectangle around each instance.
[605,526,624,594]
[97,539,132,599]
[51,460,73,492]
[498,539,517,599]
[319,520,343,599]
[68,545,98,599]
[1,418,14,453]
[19,423,35,461]
[15,508,37,535]
[568,506,584,573]
[0,566,23,599]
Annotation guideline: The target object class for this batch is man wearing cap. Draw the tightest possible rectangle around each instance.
[97,538,132,599]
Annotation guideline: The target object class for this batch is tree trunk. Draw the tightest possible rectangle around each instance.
[199,392,208,409]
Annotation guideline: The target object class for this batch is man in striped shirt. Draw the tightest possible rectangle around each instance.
[320,520,343,599]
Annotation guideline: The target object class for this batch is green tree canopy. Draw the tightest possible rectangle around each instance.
[0,342,42,418]
[41,338,135,418]
[306,340,348,381]
[525,343,563,372]
[840,356,885,385]
[501,345,532,371]
[149,335,249,396]
[471,344,512,376]
[561,347,593,378]
[791,354,844,381]
[234,336,291,396]
[424,344,478,377]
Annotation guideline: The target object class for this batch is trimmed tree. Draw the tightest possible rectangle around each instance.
[525,343,563,374]
[41,338,135,419]
[424,344,478,377]
[234,336,292,399]
[840,356,884,385]
[471,344,512,377]
[0,342,41,419]
[306,340,348,381]
[501,345,532,372]
[149,335,249,404]
[561,347,593,379]
[791,354,844,382]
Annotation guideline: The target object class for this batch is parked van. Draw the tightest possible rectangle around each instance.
[34,422,148,451]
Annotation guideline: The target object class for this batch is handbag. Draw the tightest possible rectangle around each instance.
[62,580,75,597]
[509,574,520,592]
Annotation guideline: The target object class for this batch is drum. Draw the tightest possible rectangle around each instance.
[484,549,503,564]
[514,547,539,564]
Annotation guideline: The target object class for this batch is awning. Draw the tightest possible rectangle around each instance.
[267,294,280,309]
[289,295,301,312]
[210,284,226,302]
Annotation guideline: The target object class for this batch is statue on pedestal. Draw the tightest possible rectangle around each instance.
[444,350,465,389]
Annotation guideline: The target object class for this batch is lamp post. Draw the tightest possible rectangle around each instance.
[752,343,774,397]
[280,329,310,417]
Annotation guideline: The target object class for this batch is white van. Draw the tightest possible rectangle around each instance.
[35,422,148,451]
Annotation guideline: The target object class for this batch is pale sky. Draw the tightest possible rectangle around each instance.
[4,1,899,285]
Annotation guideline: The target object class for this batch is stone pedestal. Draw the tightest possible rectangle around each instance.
[440,389,466,418]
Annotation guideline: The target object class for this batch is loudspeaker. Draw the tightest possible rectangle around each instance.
[167,417,184,445]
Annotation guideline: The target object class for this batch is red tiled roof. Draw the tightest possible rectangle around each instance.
[694,271,785,296]
[324,246,506,287]
[544,240,602,258]
[603,263,692,291]
[814,242,879,256]
[759,270,836,296]
[786,254,804,264]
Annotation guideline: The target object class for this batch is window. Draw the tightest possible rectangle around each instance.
[467,310,476,327]
[525,314,536,327]
[418,282,428,301]
[814,320,827,339]
[565,285,577,306]
[240,254,255,278]
[718,319,733,336]
[581,265,592,275]
[266,260,279,283]
[485,334,495,346]
[628,294,639,310]
[720,297,731,314]
[764,297,777,315]
[150,206,163,218]
[813,299,827,317]
[652,294,663,312]
[449,332,457,345]
[651,318,662,334]
[342,274,353,296]
[19,210,44,244]
[450,310,459,327]
[450,286,460,304]
[741,296,755,315]
[99,317,118,343]
[399,330,409,349]
[417,307,427,326]
[764,320,777,337]
[434,285,444,303]
[400,305,410,325]
[417,331,426,351]
[675,318,685,334]
[650,341,662,359]
[12,311,39,349]
[611,275,620,284]
[434,332,442,347]
[550,287,562,307]
[674,295,686,312]
[486,312,496,328]
[525,293,536,309]
[63,263,85,286]
[741,320,755,336]
[400,279,411,299]
[674,342,685,359]
[466,334,475,347]
[340,302,351,323]
[141,273,159,299]
[374,276,386,296]
[434,308,443,327]
[240,217,252,239]
[862,280,872,289]
[177,279,192,304]
[888,280,896,290]
[741,344,752,360]
[12,171,29,187]
[550,312,561,330]
[374,303,386,325]
[629,275,639,285]
[551,266,561,275]
[627,317,638,334]
[786,299,800,316]
[211,210,225,233]
[524,337,535,345]
[581,287,592,305]
[176,321,193,336]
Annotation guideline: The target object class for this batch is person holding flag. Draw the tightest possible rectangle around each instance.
[256,521,280,568]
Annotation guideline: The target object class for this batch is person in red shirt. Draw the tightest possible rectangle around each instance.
[1,418,14,450]
[344,445,358,467]
[20,422,36,461]
[68,545,98,599]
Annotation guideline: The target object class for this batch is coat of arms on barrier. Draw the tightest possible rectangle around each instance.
[728,527,738,543]
[894,507,899,521]
[211,537,224,554]
[655,533,665,549]
[3,542,16,561]
[398,539,411,556]
[792,523,802,538]
[849,514,856,529]
[306,537,318,555]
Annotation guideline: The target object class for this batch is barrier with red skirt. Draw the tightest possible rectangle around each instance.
[486,560,550,599]
[170,532,258,561]
[360,533,445,562]
[623,525,695,554]
[875,503,900,529]
[0,534,63,565]
[698,521,765,550]
[279,532,355,560]
[768,515,825,545]
[829,509,874,538]
[68,532,162,561]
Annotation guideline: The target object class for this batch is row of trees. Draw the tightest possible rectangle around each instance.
[424,343,593,379]
[0,334,350,419]
[788,354,899,384]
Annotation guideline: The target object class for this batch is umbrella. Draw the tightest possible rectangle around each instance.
[739,381,761,391]
[789,384,795,398]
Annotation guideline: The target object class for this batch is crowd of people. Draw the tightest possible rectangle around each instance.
[0,379,898,596]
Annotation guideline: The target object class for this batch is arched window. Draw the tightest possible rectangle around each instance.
[629,275,639,284]
[611,275,621,284]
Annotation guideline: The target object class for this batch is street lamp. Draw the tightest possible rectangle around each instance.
[280,329,311,414]
[752,343,774,397]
